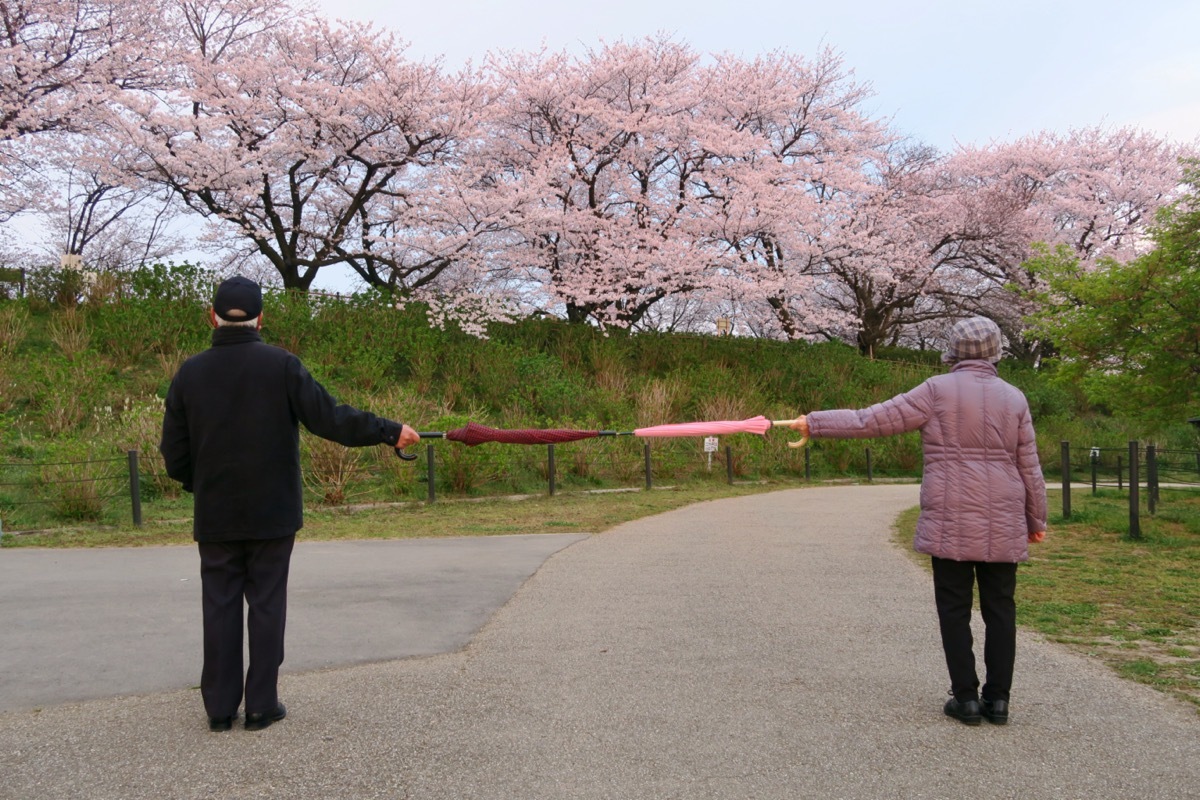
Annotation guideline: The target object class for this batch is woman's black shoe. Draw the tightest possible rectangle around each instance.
[943,697,982,725]
[981,698,1009,725]
[207,716,234,732]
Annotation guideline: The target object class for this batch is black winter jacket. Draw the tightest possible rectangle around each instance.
[160,327,403,542]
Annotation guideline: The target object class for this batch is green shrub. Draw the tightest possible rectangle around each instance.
[25,265,87,309]
[86,264,212,368]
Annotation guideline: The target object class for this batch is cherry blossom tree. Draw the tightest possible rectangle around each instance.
[1027,160,1200,419]
[4,0,1189,346]
[110,0,503,302]
[0,0,158,219]
[19,131,184,270]
[695,48,893,343]
[795,143,961,355]
[923,126,1192,358]
[711,124,1189,356]
[475,37,727,329]
[0,0,153,138]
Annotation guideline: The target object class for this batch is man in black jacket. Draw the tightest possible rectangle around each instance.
[160,276,420,732]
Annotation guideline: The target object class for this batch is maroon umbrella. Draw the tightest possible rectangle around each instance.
[445,422,607,446]
[394,423,622,460]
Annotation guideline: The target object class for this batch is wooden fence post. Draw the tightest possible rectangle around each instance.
[426,445,436,504]
[127,450,142,527]
[1146,444,1157,515]
[1128,441,1140,539]
[1061,441,1071,520]
[643,443,652,490]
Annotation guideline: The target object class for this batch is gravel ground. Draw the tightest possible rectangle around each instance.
[1,484,1197,800]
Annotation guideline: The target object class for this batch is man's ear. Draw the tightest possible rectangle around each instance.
[256,313,264,330]
[209,308,218,328]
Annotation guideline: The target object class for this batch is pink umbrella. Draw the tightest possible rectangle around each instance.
[633,416,807,447]
[633,415,774,438]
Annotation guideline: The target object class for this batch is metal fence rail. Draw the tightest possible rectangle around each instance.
[0,454,138,531]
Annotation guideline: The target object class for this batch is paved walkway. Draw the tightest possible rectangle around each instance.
[1,485,1198,799]
[0,534,587,712]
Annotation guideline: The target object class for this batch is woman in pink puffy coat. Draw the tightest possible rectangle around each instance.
[791,317,1047,726]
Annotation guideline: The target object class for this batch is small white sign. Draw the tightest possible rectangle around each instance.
[703,437,719,453]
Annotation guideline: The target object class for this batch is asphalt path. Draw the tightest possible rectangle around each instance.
[0,534,587,712]
[1,484,1198,800]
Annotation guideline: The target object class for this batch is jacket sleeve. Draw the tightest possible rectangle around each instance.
[286,356,403,447]
[1017,403,1048,533]
[807,381,934,440]
[159,378,193,492]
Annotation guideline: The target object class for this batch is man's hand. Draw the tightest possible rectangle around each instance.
[1029,531,1046,543]
[395,424,420,450]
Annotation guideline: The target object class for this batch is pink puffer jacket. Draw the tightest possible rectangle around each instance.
[806,360,1047,563]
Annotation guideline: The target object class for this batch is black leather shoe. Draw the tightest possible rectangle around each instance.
[244,702,287,731]
[981,698,1009,725]
[208,716,234,732]
[943,697,982,725]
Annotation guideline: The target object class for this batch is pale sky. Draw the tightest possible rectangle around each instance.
[312,0,1200,149]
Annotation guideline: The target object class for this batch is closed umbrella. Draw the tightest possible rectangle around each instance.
[632,416,806,448]
[394,423,622,460]
[632,415,773,438]
[446,422,608,446]
[395,416,806,460]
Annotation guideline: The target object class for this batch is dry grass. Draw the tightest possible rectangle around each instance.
[0,304,29,358]
[698,393,751,423]
[48,308,90,359]
[302,435,368,506]
[42,461,106,521]
[635,377,682,426]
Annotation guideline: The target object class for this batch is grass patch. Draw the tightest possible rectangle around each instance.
[892,489,1200,710]
[1,480,796,548]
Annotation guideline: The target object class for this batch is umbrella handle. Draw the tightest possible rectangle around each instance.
[393,431,446,462]
[770,419,809,449]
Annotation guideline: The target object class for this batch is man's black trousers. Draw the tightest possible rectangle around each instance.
[931,557,1018,703]
[198,535,295,719]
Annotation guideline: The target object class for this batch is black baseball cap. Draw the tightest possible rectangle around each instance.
[212,276,263,321]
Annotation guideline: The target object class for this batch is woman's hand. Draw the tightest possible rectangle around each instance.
[788,416,809,438]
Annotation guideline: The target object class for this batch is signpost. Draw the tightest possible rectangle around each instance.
[704,436,718,470]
